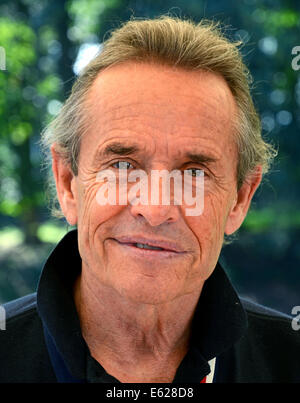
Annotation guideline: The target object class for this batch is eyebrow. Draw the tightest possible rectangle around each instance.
[92,142,141,166]
[103,142,140,157]
[184,152,218,165]
[93,141,218,166]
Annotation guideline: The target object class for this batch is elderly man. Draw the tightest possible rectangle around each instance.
[0,16,299,384]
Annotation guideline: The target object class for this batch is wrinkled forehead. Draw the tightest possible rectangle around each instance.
[87,61,237,117]
[81,61,238,161]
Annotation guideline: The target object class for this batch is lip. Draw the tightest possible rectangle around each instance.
[113,236,186,253]
[112,239,185,260]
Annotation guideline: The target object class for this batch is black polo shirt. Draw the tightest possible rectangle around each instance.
[1,229,299,383]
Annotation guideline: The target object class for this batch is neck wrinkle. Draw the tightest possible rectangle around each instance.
[73,268,203,379]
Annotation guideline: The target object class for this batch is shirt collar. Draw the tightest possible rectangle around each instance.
[37,229,247,382]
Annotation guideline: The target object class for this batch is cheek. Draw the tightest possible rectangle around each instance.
[189,191,228,238]
[76,185,125,272]
[76,181,124,237]
[185,191,231,275]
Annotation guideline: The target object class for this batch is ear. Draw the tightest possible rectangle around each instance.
[225,166,262,235]
[51,144,78,226]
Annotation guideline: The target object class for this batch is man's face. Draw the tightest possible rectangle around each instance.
[57,62,256,304]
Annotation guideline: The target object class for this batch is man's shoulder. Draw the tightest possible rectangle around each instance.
[1,293,39,339]
[240,297,292,321]
[0,292,41,354]
[240,297,298,341]
[213,297,300,382]
[0,293,56,382]
[232,297,300,382]
[3,292,37,321]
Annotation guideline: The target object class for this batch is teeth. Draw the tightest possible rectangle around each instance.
[135,243,164,251]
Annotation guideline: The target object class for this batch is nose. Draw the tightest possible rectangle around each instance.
[129,203,180,226]
[128,169,181,226]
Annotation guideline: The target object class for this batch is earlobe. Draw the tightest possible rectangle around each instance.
[225,166,263,235]
[51,144,78,226]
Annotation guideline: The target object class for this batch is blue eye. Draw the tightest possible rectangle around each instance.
[112,161,134,170]
[185,168,204,177]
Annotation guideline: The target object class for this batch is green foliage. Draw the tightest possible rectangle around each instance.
[36,75,62,97]
[67,0,122,41]
[243,207,300,233]
[37,222,68,243]
[0,12,63,222]
[0,18,36,73]
[0,19,37,218]
[258,9,299,31]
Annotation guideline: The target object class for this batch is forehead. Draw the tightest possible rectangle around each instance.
[82,61,238,161]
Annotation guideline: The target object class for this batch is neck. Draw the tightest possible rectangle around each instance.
[73,267,203,383]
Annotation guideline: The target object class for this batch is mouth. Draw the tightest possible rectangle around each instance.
[126,242,168,251]
[111,237,186,259]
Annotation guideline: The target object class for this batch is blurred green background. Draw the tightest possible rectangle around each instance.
[0,0,299,314]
